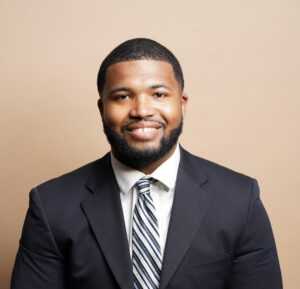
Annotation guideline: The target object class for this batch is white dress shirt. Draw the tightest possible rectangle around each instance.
[110,144,180,259]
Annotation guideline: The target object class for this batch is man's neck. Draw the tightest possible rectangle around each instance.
[112,144,178,175]
[137,145,177,174]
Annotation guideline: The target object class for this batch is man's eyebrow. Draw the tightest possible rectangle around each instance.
[109,87,130,95]
[150,84,172,91]
[108,84,172,95]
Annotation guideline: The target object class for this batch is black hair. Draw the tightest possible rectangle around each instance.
[97,38,184,95]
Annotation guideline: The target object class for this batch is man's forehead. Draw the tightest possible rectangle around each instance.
[104,60,178,88]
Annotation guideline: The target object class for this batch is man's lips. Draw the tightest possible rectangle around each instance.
[123,121,164,140]
[126,121,162,130]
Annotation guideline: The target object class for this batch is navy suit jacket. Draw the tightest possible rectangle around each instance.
[11,148,282,289]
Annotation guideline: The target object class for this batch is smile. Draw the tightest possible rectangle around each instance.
[125,122,163,140]
[129,127,157,133]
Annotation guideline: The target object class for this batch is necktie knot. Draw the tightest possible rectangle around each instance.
[136,178,156,195]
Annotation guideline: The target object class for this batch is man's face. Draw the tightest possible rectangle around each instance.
[99,59,188,169]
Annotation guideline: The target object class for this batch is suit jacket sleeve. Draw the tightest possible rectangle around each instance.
[11,188,66,289]
[229,179,282,288]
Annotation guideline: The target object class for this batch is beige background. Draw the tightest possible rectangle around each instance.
[1,0,299,288]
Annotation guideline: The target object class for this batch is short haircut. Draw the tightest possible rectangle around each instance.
[97,38,184,95]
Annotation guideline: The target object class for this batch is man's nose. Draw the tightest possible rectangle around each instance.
[129,95,155,118]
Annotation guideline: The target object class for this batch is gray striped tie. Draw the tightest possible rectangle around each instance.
[132,178,162,289]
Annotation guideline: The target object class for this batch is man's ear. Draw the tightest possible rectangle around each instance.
[97,98,103,116]
[181,92,189,118]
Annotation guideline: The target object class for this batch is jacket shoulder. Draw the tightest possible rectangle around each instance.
[35,153,110,198]
[180,148,255,191]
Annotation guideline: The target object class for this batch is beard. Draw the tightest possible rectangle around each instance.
[103,118,183,170]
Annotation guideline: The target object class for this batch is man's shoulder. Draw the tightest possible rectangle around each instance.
[180,148,259,210]
[35,153,110,196]
[180,147,255,190]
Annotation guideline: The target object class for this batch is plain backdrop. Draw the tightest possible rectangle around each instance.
[1,0,299,288]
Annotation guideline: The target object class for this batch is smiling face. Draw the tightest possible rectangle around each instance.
[99,60,188,173]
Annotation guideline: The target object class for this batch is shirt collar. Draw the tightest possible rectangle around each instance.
[111,144,180,194]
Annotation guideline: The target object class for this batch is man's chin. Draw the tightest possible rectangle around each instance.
[125,141,161,153]
[103,118,183,169]
[111,143,167,167]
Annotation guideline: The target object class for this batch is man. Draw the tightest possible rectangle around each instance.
[11,38,282,289]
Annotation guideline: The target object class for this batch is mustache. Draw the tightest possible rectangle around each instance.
[121,118,166,133]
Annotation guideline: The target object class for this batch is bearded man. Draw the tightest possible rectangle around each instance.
[11,38,282,289]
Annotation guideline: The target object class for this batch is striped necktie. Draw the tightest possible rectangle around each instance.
[132,178,162,289]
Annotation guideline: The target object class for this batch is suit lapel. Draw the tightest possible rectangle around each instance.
[159,149,211,289]
[80,149,210,289]
[81,154,133,289]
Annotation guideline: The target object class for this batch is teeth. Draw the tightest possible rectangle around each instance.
[133,127,157,133]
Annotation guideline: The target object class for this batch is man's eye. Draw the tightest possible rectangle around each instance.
[115,94,129,100]
[154,92,165,98]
